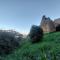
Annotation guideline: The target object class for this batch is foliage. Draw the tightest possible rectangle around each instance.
[0,30,23,55]
[29,25,43,43]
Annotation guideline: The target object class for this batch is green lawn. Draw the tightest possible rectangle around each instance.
[1,32,60,60]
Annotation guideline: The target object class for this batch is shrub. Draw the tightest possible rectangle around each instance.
[56,24,60,31]
[29,25,43,43]
[0,30,23,55]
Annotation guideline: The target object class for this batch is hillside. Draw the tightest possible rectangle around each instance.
[1,32,60,60]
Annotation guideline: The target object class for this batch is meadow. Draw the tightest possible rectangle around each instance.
[0,32,60,60]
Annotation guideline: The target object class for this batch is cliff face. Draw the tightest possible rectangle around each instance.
[40,15,56,32]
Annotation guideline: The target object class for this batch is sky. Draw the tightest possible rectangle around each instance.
[0,0,60,34]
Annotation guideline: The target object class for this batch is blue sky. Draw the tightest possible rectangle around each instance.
[0,0,60,34]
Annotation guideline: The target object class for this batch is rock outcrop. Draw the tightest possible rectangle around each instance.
[40,15,56,32]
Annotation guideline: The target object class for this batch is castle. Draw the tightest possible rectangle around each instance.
[40,15,60,32]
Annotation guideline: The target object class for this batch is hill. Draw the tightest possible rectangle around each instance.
[1,32,60,60]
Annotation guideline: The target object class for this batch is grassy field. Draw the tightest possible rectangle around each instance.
[1,32,60,60]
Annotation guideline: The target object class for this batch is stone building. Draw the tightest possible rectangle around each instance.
[54,18,60,27]
[40,15,56,32]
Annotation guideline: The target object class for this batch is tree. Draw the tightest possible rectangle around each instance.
[0,30,23,55]
[29,25,43,43]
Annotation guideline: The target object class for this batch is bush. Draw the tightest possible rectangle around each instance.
[29,25,43,43]
[56,24,60,31]
[0,30,23,55]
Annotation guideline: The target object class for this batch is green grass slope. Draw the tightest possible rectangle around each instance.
[1,32,60,60]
